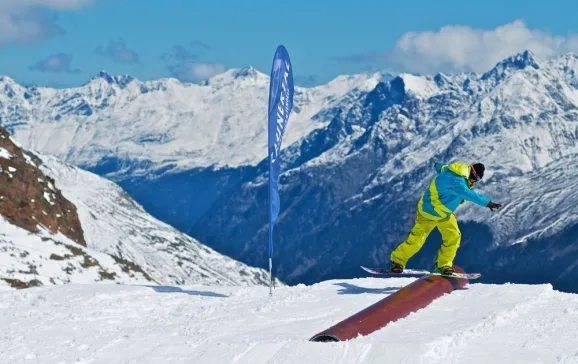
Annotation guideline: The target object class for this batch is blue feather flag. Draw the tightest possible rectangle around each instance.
[267,45,294,294]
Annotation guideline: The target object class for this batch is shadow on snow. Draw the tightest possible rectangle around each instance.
[144,285,228,297]
[335,282,399,295]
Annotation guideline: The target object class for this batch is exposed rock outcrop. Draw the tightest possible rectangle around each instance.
[0,127,85,246]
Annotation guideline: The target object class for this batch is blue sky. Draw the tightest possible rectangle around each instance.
[2,0,578,87]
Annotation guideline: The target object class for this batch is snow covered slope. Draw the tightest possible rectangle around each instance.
[0,216,153,288]
[0,70,383,174]
[0,130,276,288]
[0,278,575,363]
[34,153,276,287]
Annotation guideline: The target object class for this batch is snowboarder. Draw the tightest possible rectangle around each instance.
[390,162,502,275]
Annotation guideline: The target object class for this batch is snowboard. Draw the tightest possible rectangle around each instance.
[361,265,481,280]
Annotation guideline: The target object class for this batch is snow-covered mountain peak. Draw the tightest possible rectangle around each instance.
[0,76,17,86]
[204,67,269,87]
[545,53,578,87]
[0,76,26,100]
[508,50,540,69]
[232,66,260,79]
[481,50,540,83]
[322,72,384,91]
[548,52,578,67]
[397,73,441,99]
[87,71,137,89]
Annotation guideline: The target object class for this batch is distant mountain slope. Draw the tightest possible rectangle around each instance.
[0,127,152,288]
[0,124,275,288]
[37,153,276,287]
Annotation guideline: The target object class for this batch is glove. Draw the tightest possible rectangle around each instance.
[487,202,502,211]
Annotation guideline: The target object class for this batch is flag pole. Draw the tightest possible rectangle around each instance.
[268,175,273,296]
[269,257,273,296]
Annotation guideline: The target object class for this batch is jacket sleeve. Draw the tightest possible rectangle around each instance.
[452,179,491,207]
[434,162,448,174]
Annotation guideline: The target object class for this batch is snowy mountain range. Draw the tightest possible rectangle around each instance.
[0,66,386,231]
[3,50,578,291]
[0,127,274,289]
[194,50,578,291]
[0,68,384,173]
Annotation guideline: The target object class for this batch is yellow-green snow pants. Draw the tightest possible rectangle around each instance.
[390,211,461,268]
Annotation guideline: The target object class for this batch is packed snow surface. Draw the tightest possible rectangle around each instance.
[0,277,576,363]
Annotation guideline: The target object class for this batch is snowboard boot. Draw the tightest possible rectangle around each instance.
[435,265,455,275]
[390,261,404,273]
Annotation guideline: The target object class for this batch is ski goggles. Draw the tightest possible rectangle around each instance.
[470,166,482,182]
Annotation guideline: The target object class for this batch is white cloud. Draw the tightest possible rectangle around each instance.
[341,20,578,74]
[168,62,226,83]
[190,63,226,80]
[0,0,94,9]
[29,53,80,73]
[162,42,223,83]
[0,0,95,45]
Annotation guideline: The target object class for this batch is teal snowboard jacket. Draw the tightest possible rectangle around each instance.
[418,162,491,220]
